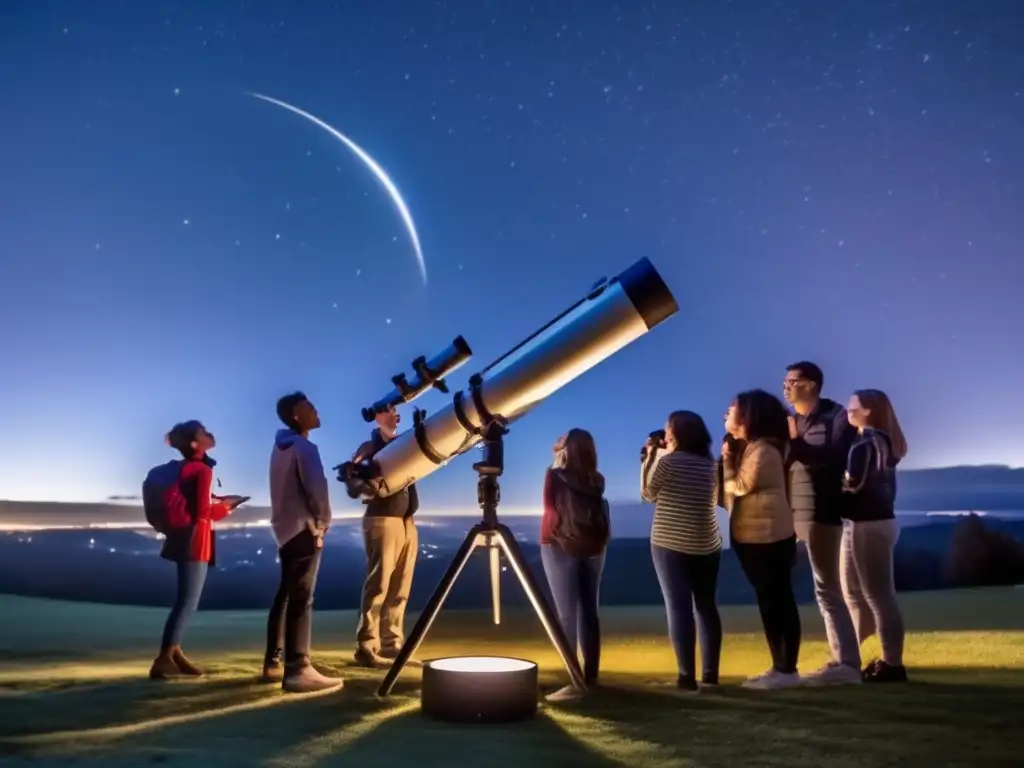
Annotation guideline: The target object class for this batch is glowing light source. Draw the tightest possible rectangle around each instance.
[421,656,538,723]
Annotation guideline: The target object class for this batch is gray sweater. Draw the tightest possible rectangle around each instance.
[269,429,333,548]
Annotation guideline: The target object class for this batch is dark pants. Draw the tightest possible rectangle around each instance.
[651,545,722,684]
[265,529,323,665]
[161,560,209,648]
[733,536,801,674]
[541,543,605,684]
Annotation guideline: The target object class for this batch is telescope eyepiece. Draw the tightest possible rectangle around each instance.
[361,336,474,422]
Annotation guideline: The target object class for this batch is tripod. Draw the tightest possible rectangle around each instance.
[377,418,587,696]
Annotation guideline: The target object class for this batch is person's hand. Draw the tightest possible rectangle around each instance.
[787,415,799,440]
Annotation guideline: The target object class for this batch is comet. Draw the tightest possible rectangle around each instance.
[249,91,428,285]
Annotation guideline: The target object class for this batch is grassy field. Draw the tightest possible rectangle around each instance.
[0,588,1022,767]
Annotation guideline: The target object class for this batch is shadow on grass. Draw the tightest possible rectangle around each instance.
[549,667,1024,767]
[2,668,1023,767]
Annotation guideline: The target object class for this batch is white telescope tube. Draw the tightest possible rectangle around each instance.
[367,257,678,496]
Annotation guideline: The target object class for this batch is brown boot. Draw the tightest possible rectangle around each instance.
[149,649,181,680]
[171,646,204,676]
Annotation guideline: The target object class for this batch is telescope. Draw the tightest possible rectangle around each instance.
[360,336,473,422]
[338,256,679,698]
[339,257,677,495]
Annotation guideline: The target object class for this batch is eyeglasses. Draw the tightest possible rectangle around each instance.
[782,378,805,389]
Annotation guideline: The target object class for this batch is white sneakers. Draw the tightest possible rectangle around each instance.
[741,669,803,690]
[802,661,863,686]
[282,663,345,694]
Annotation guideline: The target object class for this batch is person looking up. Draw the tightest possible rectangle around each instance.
[149,421,235,680]
[264,392,343,693]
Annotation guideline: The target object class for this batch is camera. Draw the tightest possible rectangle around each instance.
[640,429,667,461]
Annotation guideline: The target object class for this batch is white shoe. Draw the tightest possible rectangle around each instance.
[545,684,585,703]
[742,670,803,690]
[744,667,774,683]
[282,663,345,694]
[802,661,862,686]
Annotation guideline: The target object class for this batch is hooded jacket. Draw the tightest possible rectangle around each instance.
[269,429,333,548]
[842,428,899,522]
[788,397,857,525]
[541,468,610,557]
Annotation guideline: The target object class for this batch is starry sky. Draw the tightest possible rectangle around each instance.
[1,1,1021,510]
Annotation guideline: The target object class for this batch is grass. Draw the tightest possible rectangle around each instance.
[0,588,1022,767]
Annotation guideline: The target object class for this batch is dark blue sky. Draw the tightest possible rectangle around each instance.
[1,1,1021,509]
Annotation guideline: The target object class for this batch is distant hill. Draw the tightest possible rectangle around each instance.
[2,465,1023,531]
[1,513,1021,611]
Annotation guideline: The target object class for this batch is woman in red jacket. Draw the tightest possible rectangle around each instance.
[150,420,234,680]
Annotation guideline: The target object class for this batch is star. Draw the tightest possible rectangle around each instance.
[275,233,281,240]
[173,87,180,96]
[385,318,392,324]
[182,218,189,226]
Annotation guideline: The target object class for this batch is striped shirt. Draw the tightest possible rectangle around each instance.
[641,451,722,555]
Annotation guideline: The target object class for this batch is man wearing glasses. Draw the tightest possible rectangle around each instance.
[783,361,860,685]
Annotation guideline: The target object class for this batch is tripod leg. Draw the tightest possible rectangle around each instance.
[377,525,483,696]
[495,527,587,691]
[489,542,501,625]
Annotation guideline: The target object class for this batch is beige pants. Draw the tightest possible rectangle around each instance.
[356,516,418,653]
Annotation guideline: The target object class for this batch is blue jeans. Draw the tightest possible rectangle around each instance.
[651,544,723,684]
[541,543,605,684]
[161,561,209,648]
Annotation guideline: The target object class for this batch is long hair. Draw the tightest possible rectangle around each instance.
[854,389,908,460]
[733,389,789,451]
[667,410,713,460]
[561,428,604,487]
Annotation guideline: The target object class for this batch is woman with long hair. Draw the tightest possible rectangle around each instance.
[722,389,803,689]
[149,421,236,680]
[540,428,611,702]
[841,389,909,683]
[641,411,723,692]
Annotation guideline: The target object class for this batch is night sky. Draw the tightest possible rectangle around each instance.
[1,1,1021,509]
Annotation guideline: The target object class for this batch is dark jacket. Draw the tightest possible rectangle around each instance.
[541,468,610,558]
[788,397,856,525]
[842,428,898,522]
[160,455,231,565]
[351,428,419,519]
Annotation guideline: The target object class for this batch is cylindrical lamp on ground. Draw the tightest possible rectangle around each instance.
[420,656,539,723]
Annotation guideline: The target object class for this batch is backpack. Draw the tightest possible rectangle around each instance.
[142,460,192,534]
[551,470,611,559]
